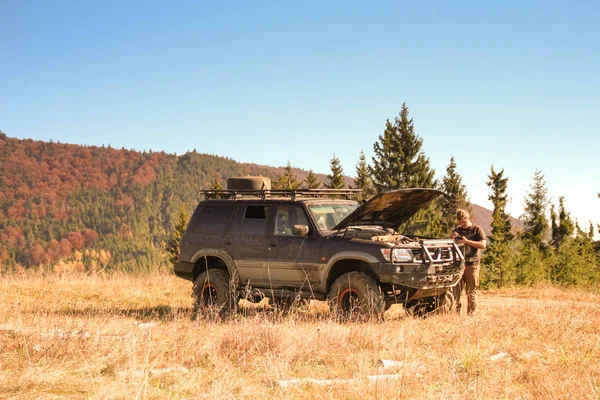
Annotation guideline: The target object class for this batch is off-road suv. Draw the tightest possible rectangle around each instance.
[174,178,464,317]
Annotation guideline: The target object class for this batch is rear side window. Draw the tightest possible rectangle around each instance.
[196,204,234,234]
[242,205,269,235]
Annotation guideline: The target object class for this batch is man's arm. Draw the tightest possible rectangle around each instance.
[461,237,487,250]
[455,226,487,249]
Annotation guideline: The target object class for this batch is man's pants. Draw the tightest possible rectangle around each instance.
[456,263,480,315]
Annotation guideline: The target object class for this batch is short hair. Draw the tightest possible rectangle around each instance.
[456,209,470,221]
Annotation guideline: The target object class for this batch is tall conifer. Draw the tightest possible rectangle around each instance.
[354,150,375,202]
[273,161,301,189]
[326,154,345,189]
[305,169,322,189]
[370,103,436,192]
[168,205,189,266]
[483,166,513,287]
[522,169,549,247]
[439,157,470,235]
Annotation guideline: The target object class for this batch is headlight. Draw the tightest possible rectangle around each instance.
[392,248,413,263]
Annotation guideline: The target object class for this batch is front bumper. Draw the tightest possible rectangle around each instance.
[375,260,464,290]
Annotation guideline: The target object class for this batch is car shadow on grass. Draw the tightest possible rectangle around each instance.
[51,305,194,321]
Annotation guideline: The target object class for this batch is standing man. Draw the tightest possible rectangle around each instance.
[452,209,487,316]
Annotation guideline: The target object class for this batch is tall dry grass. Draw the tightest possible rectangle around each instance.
[0,271,599,399]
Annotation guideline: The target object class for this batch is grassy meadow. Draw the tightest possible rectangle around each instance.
[0,271,599,399]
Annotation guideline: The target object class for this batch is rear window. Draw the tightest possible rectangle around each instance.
[196,204,234,234]
[242,205,269,235]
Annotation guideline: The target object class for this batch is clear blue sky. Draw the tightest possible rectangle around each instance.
[1,1,599,234]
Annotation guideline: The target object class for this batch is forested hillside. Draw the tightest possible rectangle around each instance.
[0,133,331,271]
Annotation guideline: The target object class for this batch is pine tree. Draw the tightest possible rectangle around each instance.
[209,178,223,191]
[482,166,514,287]
[354,150,375,202]
[168,205,189,266]
[304,169,322,189]
[550,204,559,249]
[370,103,436,192]
[326,154,345,189]
[522,169,550,247]
[553,197,574,250]
[208,177,224,199]
[439,157,470,235]
[370,119,398,192]
[273,161,302,190]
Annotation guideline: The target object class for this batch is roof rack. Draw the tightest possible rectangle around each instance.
[201,189,362,201]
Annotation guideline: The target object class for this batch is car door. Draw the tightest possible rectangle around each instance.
[265,204,324,290]
[225,203,272,287]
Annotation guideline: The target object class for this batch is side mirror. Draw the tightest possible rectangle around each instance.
[292,224,309,237]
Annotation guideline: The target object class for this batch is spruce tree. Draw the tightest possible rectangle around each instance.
[482,166,514,287]
[370,104,439,236]
[209,178,223,190]
[208,178,223,198]
[522,169,550,247]
[354,150,375,202]
[326,154,345,189]
[370,103,436,192]
[273,161,301,190]
[370,119,398,192]
[168,205,189,266]
[554,197,574,250]
[439,157,470,235]
[304,169,322,189]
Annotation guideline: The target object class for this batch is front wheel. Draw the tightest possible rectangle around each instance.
[192,269,235,318]
[328,272,384,319]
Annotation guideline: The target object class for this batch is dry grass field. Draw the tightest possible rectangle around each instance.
[1,272,599,399]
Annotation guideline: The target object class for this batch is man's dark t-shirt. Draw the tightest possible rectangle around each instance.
[454,224,486,264]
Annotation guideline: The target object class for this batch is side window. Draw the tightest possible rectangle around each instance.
[275,205,310,236]
[196,204,234,234]
[242,205,269,235]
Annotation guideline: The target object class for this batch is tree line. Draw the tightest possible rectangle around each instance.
[264,103,600,288]
[1,106,598,287]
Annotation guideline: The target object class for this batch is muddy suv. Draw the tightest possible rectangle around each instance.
[174,179,464,317]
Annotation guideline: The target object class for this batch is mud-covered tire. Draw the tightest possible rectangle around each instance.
[435,290,455,314]
[328,272,384,319]
[226,176,271,190]
[192,269,235,318]
[405,291,455,317]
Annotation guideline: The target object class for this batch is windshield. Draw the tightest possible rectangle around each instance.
[307,202,360,231]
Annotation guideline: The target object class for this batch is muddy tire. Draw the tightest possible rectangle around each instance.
[192,269,235,319]
[226,176,271,190]
[435,290,455,314]
[405,291,455,317]
[404,300,431,317]
[328,272,384,319]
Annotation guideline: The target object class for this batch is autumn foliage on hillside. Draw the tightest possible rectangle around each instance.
[0,132,319,271]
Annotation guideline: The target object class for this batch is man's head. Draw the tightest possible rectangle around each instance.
[456,209,472,228]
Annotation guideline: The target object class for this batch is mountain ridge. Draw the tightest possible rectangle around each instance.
[0,133,519,270]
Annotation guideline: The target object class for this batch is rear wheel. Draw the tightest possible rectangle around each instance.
[328,272,384,319]
[192,269,235,318]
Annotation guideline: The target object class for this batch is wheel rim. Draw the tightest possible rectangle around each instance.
[200,283,218,307]
[338,288,361,313]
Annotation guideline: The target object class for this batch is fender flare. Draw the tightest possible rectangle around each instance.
[323,251,381,291]
[191,248,239,286]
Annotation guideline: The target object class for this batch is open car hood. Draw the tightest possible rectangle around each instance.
[333,188,444,231]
